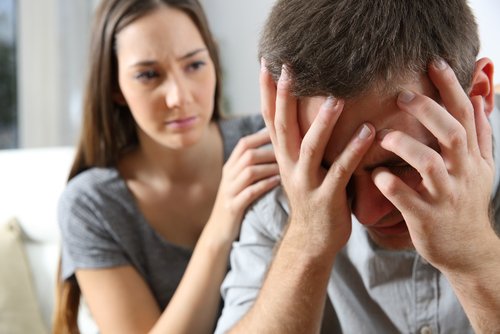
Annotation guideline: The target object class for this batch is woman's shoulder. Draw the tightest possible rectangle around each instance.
[65,167,122,195]
[218,113,265,136]
[218,114,266,161]
[59,167,127,212]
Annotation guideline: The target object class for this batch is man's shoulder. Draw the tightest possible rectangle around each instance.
[242,186,289,241]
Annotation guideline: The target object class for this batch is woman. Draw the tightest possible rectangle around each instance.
[52,0,279,333]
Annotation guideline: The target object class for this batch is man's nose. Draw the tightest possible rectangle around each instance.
[351,176,395,226]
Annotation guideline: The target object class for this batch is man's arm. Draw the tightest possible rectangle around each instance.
[229,62,375,333]
[372,58,500,333]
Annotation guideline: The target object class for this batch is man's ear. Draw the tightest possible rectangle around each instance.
[469,57,494,116]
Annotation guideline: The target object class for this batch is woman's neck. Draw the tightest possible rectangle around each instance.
[120,122,223,186]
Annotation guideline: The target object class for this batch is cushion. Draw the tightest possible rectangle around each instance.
[0,217,47,334]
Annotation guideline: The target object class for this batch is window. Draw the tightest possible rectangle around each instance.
[0,0,17,149]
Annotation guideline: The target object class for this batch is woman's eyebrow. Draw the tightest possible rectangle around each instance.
[177,48,208,61]
[128,48,208,68]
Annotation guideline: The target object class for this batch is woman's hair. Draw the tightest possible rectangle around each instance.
[53,1,221,332]
[259,0,480,98]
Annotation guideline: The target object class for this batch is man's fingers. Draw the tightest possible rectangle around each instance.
[378,129,449,197]
[325,123,374,190]
[428,59,478,153]
[372,167,423,220]
[397,90,467,171]
[260,58,277,142]
[274,65,301,162]
[298,98,343,171]
[471,96,494,164]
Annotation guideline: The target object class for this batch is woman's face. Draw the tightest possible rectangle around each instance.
[115,6,216,150]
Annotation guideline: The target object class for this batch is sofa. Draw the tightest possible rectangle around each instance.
[0,147,96,334]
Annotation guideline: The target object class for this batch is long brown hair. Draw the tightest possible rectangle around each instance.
[53,0,222,332]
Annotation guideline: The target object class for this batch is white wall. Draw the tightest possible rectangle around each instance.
[469,0,500,86]
[203,0,276,116]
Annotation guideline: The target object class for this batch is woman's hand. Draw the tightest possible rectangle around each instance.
[210,127,280,242]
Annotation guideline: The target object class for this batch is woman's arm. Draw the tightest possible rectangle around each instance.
[77,130,278,334]
[150,129,279,334]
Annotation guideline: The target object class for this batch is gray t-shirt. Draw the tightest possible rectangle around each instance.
[58,115,264,310]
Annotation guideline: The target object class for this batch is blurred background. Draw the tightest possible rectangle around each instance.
[0,0,498,149]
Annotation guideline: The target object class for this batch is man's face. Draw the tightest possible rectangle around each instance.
[298,75,439,250]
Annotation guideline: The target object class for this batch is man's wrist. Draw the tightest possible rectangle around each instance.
[284,217,345,261]
[441,229,500,282]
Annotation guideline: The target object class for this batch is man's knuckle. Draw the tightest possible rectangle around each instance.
[447,126,466,147]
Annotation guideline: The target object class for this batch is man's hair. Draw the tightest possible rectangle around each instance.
[259,0,480,98]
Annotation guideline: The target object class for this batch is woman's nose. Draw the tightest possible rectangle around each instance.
[165,75,192,110]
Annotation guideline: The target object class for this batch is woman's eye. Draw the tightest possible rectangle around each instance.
[187,60,206,72]
[135,70,159,81]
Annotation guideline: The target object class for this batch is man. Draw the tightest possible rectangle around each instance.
[216,0,500,333]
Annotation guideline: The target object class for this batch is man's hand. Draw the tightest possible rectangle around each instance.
[372,58,496,273]
[372,58,500,333]
[261,62,375,253]
[229,60,375,334]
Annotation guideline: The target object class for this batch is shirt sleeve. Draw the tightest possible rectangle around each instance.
[215,187,288,333]
[58,175,129,280]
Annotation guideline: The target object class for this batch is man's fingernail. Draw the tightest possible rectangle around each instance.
[358,124,372,139]
[323,96,338,108]
[280,64,290,82]
[434,57,448,70]
[261,57,267,73]
[398,90,415,104]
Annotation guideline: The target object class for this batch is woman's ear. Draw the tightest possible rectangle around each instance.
[469,57,494,116]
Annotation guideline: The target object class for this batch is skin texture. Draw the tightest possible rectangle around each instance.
[229,58,500,333]
[74,6,279,334]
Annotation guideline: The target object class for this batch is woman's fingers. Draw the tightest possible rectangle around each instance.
[226,129,273,167]
[232,173,281,214]
[229,163,280,198]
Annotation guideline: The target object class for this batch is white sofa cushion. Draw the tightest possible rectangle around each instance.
[0,146,75,331]
[0,217,47,334]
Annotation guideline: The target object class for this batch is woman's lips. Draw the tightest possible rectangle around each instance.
[165,116,198,129]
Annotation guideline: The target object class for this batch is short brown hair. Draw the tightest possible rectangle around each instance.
[259,0,480,98]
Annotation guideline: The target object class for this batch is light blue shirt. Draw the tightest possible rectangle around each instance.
[216,107,500,334]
